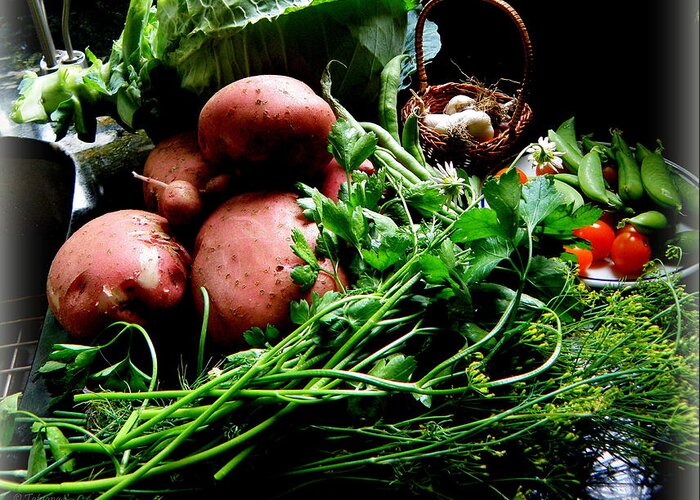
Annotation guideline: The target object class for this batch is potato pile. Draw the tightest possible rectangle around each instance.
[47,75,351,348]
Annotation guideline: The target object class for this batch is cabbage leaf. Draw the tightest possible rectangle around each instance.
[11,0,440,141]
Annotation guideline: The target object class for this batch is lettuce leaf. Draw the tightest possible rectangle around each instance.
[11,0,438,141]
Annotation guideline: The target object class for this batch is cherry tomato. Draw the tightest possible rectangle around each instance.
[610,231,652,276]
[616,223,644,236]
[564,246,593,275]
[573,220,616,261]
[495,167,528,184]
[535,163,563,176]
[602,165,618,186]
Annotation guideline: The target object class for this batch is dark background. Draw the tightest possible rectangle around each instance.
[426,0,699,175]
[1,0,698,175]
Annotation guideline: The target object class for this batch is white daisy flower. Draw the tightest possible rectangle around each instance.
[527,136,565,172]
[433,161,467,205]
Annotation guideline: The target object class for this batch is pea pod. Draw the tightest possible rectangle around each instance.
[552,178,585,211]
[667,230,699,258]
[581,135,614,162]
[634,142,655,164]
[401,110,427,166]
[671,171,699,218]
[555,117,581,153]
[611,130,643,202]
[641,152,683,212]
[577,150,609,205]
[378,54,408,143]
[619,210,669,234]
[553,172,580,188]
[548,129,584,173]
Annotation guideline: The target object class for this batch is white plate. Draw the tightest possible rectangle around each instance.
[509,152,699,288]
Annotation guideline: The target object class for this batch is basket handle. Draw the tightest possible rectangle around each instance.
[414,0,534,128]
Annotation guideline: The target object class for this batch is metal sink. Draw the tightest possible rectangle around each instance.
[0,136,93,398]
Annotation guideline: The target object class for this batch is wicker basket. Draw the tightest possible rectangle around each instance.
[401,0,534,174]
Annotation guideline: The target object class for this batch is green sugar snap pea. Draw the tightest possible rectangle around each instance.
[553,172,580,188]
[555,117,581,152]
[552,178,585,211]
[641,153,683,212]
[620,210,669,234]
[671,171,699,218]
[548,129,584,173]
[577,150,609,205]
[611,130,644,203]
[581,135,614,162]
[634,142,655,164]
[667,229,699,257]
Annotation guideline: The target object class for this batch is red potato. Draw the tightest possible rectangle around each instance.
[47,210,192,339]
[320,157,375,202]
[191,192,346,349]
[159,180,204,227]
[141,131,231,224]
[197,75,336,186]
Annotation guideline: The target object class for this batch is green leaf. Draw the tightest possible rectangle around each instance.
[525,256,570,300]
[319,199,366,249]
[49,343,97,361]
[328,119,378,172]
[74,349,99,369]
[243,325,281,348]
[452,207,506,243]
[461,322,497,349]
[359,209,410,271]
[360,233,410,271]
[290,299,312,326]
[38,360,67,374]
[345,169,385,210]
[541,204,603,236]
[28,432,48,478]
[463,236,514,284]
[482,171,521,239]
[160,0,418,110]
[46,426,75,472]
[290,264,320,291]
[290,228,319,268]
[419,254,451,284]
[519,176,564,232]
[404,182,448,216]
[0,393,20,447]
[400,8,441,88]
[368,353,417,382]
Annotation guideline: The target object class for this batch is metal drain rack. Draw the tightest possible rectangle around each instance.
[0,294,46,399]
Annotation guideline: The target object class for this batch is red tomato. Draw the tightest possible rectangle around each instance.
[535,163,564,176]
[573,220,616,261]
[495,167,528,184]
[616,223,643,236]
[610,231,652,276]
[602,165,618,186]
[564,246,593,275]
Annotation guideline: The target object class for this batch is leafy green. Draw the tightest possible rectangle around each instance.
[3,93,697,499]
[0,393,20,446]
[11,0,438,141]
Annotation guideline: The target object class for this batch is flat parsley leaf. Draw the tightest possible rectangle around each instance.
[482,169,521,239]
[519,176,563,232]
[452,207,506,243]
